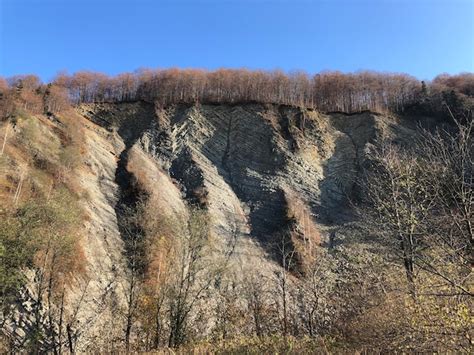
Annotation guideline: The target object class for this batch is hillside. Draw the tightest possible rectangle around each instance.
[0,72,473,352]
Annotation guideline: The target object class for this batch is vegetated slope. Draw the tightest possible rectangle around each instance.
[1,99,471,352]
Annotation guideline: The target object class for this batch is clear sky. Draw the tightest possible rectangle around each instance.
[0,0,472,81]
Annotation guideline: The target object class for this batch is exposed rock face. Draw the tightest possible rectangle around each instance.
[78,102,413,260]
[5,102,418,350]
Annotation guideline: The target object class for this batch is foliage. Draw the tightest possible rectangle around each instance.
[0,99,86,352]
[0,212,33,317]
[0,188,83,321]
[130,205,223,349]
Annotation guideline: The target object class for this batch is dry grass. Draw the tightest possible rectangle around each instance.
[151,335,333,354]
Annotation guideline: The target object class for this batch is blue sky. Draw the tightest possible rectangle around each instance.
[0,0,472,81]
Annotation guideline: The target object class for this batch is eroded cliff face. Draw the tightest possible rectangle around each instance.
[76,101,415,281]
[4,102,419,350]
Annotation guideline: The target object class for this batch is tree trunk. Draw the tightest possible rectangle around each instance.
[66,324,74,353]
[0,123,9,156]
[401,237,416,297]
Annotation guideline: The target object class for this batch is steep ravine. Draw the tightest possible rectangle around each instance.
[113,104,155,270]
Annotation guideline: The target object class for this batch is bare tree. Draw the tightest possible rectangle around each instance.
[360,115,473,298]
[273,230,297,337]
[165,208,220,348]
[361,143,436,296]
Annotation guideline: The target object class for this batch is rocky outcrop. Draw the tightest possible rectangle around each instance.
[78,102,416,263]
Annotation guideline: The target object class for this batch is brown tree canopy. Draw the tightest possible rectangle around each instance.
[433,72,474,97]
[3,69,472,115]
[0,77,8,93]
[7,74,42,92]
[0,90,16,120]
[43,84,71,114]
[53,69,423,113]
